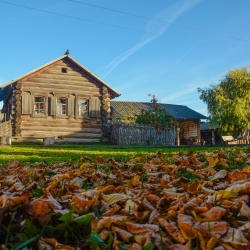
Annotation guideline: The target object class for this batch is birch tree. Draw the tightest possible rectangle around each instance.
[198,67,250,137]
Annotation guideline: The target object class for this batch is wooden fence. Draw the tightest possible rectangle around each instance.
[0,120,12,137]
[110,123,176,146]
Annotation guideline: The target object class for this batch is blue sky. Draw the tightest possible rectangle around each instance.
[1,0,250,115]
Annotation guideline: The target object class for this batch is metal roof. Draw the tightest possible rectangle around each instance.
[200,122,220,130]
[111,101,207,120]
[0,54,120,98]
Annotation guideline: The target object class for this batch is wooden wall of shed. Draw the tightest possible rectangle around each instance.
[18,59,103,142]
[179,120,200,142]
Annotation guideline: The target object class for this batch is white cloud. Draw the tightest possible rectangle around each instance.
[161,86,197,102]
[102,0,201,77]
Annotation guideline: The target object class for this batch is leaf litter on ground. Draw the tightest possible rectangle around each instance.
[1,147,250,249]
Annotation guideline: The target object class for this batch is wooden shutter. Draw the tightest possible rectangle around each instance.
[89,98,100,117]
[50,96,56,115]
[67,96,75,116]
[22,93,33,114]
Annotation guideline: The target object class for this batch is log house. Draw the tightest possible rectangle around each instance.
[0,54,120,142]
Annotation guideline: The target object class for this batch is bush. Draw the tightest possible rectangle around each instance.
[136,94,176,132]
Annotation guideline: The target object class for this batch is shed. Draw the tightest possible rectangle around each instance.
[110,101,207,145]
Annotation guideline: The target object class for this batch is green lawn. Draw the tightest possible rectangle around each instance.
[0,142,228,165]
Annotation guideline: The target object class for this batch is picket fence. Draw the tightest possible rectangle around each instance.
[110,123,176,146]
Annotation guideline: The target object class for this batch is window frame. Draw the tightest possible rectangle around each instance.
[34,96,45,115]
[57,97,67,116]
[31,95,47,118]
[78,99,88,118]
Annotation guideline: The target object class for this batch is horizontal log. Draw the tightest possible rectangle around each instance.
[102,105,110,111]
[23,77,96,86]
[103,88,108,94]
[22,122,101,129]
[21,126,102,133]
[57,138,100,143]
[45,68,86,75]
[22,82,99,91]
[102,93,109,98]
[21,116,101,121]
[21,132,102,138]
[32,73,91,81]
[22,88,100,97]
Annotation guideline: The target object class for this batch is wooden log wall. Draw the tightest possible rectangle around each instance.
[101,87,111,142]
[179,120,200,145]
[0,120,11,137]
[18,59,103,142]
[13,81,22,136]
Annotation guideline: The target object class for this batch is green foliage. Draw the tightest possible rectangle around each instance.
[32,187,44,198]
[198,67,250,137]
[143,243,155,250]
[136,94,176,132]
[176,170,200,184]
[88,231,114,250]
[24,220,40,238]
[54,208,93,239]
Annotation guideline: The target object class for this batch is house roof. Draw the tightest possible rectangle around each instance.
[0,54,120,100]
[200,122,220,131]
[111,101,207,120]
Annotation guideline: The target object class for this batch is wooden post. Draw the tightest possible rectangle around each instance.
[212,130,215,145]
[101,87,111,142]
[197,120,201,145]
[43,137,55,146]
[6,137,11,145]
[0,137,6,145]
[176,127,180,146]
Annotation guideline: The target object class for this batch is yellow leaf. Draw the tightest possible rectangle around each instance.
[79,163,90,170]
[124,199,138,212]
[101,193,129,205]
[242,166,250,172]
[207,157,219,168]
[216,190,237,199]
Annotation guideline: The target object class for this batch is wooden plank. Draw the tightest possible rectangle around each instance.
[22,88,99,96]
[33,73,91,81]
[57,138,100,143]
[23,77,97,86]
[21,132,102,138]
[22,83,99,92]
[22,60,64,81]
[21,126,102,133]
[21,93,33,114]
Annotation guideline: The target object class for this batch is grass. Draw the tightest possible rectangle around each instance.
[0,142,227,165]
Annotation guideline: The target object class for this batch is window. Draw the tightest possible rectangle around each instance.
[78,99,88,116]
[34,97,45,114]
[57,98,67,115]
[61,68,67,73]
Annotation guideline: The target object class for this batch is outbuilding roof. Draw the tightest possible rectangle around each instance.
[200,122,220,130]
[111,101,207,120]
